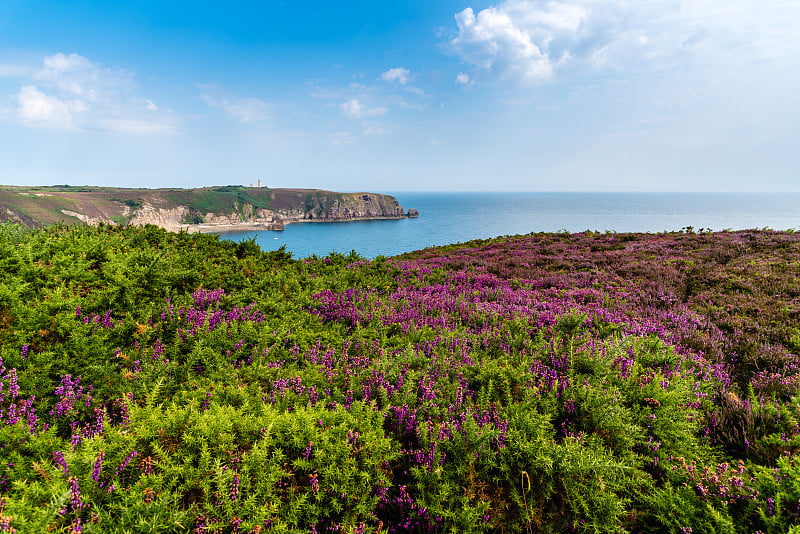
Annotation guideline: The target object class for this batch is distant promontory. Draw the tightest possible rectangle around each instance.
[0,185,418,232]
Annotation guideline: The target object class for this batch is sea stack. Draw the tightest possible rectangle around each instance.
[407,208,419,218]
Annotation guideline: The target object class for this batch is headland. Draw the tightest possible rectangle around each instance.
[0,185,418,232]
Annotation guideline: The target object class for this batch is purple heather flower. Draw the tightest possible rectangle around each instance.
[53,451,69,476]
[68,477,83,512]
[229,473,240,501]
[91,451,104,485]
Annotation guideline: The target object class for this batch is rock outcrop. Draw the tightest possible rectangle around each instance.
[1,206,39,227]
[61,210,116,227]
[128,204,190,232]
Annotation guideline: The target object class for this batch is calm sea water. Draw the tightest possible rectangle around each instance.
[218,192,800,259]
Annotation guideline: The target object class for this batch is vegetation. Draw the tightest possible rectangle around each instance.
[162,189,273,216]
[1,223,799,533]
[108,198,143,211]
[0,186,398,230]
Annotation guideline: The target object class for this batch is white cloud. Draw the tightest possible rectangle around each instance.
[449,2,586,84]
[448,0,800,86]
[17,85,74,128]
[198,87,271,123]
[456,72,471,85]
[41,52,91,73]
[35,53,105,99]
[340,99,387,119]
[309,67,427,127]
[381,67,410,85]
[9,52,175,134]
[135,98,159,111]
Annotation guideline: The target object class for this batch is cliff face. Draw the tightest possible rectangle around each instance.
[0,186,416,233]
[128,204,193,232]
[274,192,405,222]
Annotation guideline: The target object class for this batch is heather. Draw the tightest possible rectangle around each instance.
[1,224,799,533]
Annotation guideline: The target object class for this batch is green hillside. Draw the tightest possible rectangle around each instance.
[0,186,406,229]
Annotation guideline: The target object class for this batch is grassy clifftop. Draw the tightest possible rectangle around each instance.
[0,185,410,230]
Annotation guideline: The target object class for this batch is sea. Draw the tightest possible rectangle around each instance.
[218,192,800,260]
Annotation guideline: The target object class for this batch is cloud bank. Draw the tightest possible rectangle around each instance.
[448,0,800,85]
[9,52,175,134]
[449,1,586,84]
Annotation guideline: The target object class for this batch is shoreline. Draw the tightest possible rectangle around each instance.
[187,214,413,234]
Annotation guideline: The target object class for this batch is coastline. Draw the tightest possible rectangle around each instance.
[0,186,417,233]
[187,214,413,234]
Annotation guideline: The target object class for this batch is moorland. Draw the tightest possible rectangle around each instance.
[1,223,799,533]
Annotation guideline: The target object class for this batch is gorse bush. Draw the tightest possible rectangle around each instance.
[1,223,800,533]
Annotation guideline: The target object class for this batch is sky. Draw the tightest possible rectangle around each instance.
[0,0,798,192]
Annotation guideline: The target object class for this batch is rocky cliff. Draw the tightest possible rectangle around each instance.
[0,186,417,233]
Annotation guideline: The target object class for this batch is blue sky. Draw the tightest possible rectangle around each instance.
[0,0,798,191]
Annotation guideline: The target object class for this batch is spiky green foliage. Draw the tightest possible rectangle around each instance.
[0,223,799,533]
